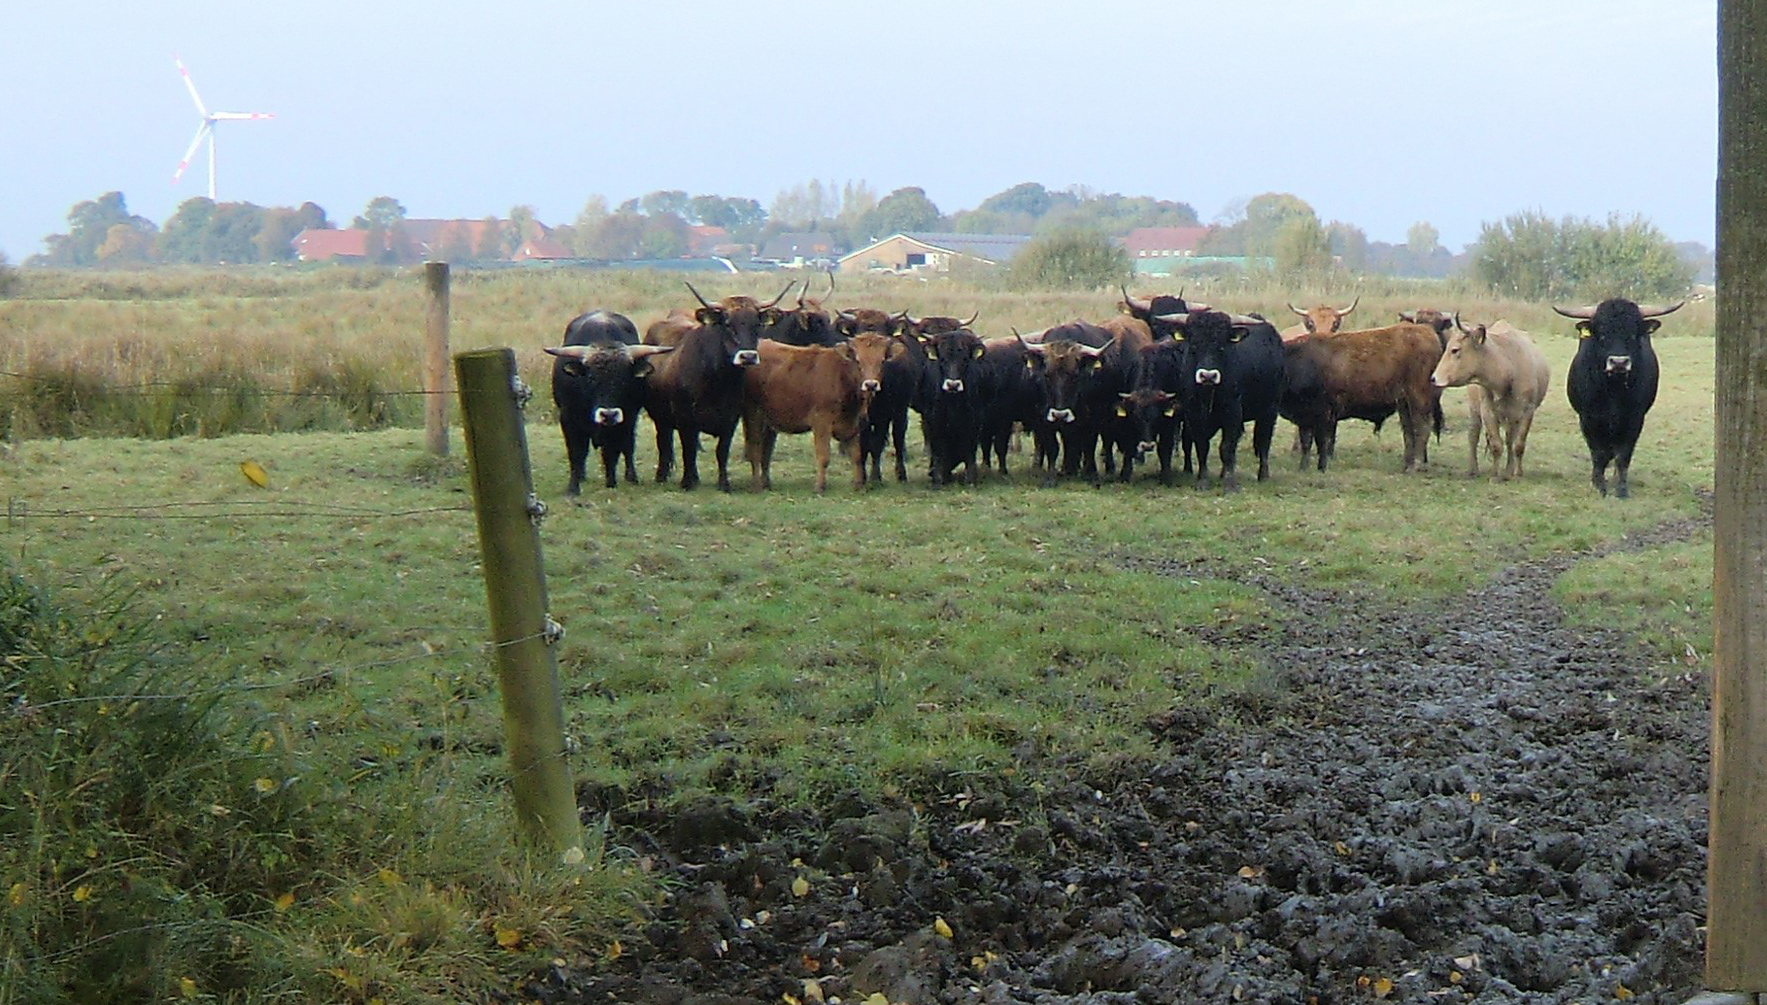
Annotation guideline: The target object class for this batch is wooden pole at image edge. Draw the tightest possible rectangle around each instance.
[1709,0,1767,988]
[454,347,581,855]
[424,263,452,456]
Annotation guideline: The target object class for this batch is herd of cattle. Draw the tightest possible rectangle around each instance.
[542,279,1684,499]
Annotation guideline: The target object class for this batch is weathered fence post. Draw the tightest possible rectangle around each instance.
[1710,0,1767,989]
[454,347,582,856]
[424,263,451,457]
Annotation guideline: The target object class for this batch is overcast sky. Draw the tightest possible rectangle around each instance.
[0,1,1717,261]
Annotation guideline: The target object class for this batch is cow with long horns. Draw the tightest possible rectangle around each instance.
[642,281,793,491]
[1281,296,1360,343]
[1555,298,1681,498]
[765,273,843,347]
[1019,320,1122,486]
[546,310,673,493]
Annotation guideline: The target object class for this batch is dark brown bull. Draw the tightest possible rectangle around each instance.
[1278,320,1443,472]
[765,273,842,347]
[741,333,905,492]
[1398,308,1457,349]
[642,281,793,490]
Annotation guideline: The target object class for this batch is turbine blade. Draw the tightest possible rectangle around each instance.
[175,55,209,117]
[209,111,274,120]
[173,123,210,183]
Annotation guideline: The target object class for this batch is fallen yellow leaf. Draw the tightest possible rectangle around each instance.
[791,876,810,898]
[607,939,623,961]
[72,885,92,903]
[1373,976,1394,998]
[933,916,954,939]
[378,867,402,887]
[862,994,891,1005]
[802,977,826,1003]
[495,926,522,948]
[255,777,277,794]
[179,977,198,998]
[1616,986,1634,1000]
[273,891,295,913]
[240,460,270,488]
[6,882,26,907]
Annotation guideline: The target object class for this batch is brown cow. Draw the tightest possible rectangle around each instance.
[741,333,906,492]
[1430,318,1550,480]
[1280,296,1359,343]
[836,307,924,482]
[1278,320,1443,472]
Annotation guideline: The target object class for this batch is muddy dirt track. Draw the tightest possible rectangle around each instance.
[530,505,1713,1005]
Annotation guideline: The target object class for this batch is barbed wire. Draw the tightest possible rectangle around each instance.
[0,369,465,398]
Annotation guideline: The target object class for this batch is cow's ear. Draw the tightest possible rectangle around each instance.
[1472,327,1488,346]
[1642,319,1662,336]
[886,340,908,360]
[1576,320,1594,339]
[972,344,985,359]
[893,319,914,337]
[1230,326,1249,343]
[1162,403,1177,417]
[836,317,856,337]
[695,306,721,326]
[1115,403,1129,417]
[633,360,656,379]
[563,362,586,377]
[762,309,781,327]
[1170,331,1186,343]
[835,341,857,361]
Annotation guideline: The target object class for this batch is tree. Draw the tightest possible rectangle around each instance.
[1004,227,1130,291]
[0,251,17,296]
[640,190,689,219]
[354,197,408,264]
[156,198,219,264]
[586,211,646,259]
[434,222,476,263]
[38,191,155,266]
[1199,192,1315,259]
[638,213,689,258]
[1471,211,1692,300]
[1327,221,1369,271]
[1272,215,1334,276]
[1407,221,1441,258]
[979,182,1065,219]
[857,187,942,242]
[475,215,508,261]
[254,202,328,262]
[507,205,542,247]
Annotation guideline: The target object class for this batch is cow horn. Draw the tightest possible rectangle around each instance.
[961,309,980,327]
[1398,310,1418,323]
[1453,312,1467,332]
[1552,304,1599,319]
[1120,285,1152,313]
[1154,312,1189,324]
[759,281,795,309]
[1187,301,1212,312]
[1287,302,1309,318]
[626,344,676,359]
[1335,295,1360,316]
[823,269,836,301]
[1119,391,1134,399]
[1014,327,1049,353]
[795,279,810,308]
[543,345,593,360]
[1079,342,1109,358]
[684,280,714,310]
[1637,301,1686,318]
[1229,314,1261,326]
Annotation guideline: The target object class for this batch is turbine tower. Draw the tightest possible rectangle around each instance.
[171,56,274,201]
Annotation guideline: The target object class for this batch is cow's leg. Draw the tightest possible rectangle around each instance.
[1218,419,1244,492]
[1081,430,1102,486]
[1588,442,1613,496]
[1398,403,1419,472]
[1484,400,1506,481]
[678,428,700,490]
[847,434,866,490]
[1465,396,1483,477]
[561,418,589,496]
[1511,408,1538,478]
[712,430,735,493]
[1613,430,1644,499]
[600,443,619,489]
[1252,413,1276,482]
[810,428,831,494]
[892,413,909,482]
[759,428,778,491]
[654,422,676,484]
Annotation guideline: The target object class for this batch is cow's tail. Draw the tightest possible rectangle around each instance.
[1432,399,1445,442]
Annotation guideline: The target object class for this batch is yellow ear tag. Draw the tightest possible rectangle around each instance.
[1115,404,1128,417]
[1579,329,1593,339]
[1163,405,1177,417]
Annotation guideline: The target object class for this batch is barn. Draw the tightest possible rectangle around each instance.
[838,232,1032,275]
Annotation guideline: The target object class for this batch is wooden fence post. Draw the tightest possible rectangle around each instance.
[454,347,582,856]
[1710,0,1767,989]
[424,263,451,457]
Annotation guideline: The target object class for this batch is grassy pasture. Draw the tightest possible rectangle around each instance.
[0,268,1716,1001]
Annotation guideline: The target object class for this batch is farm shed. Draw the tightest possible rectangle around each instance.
[839,232,1032,274]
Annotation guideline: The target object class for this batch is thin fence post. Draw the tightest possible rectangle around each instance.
[454,347,581,856]
[424,263,451,457]
[1710,0,1767,989]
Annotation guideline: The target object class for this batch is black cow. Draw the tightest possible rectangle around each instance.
[546,310,672,494]
[1116,338,1188,484]
[765,275,843,347]
[1163,310,1286,490]
[643,281,791,491]
[918,326,988,486]
[1555,298,1681,498]
[900,311,979,476]
[1021,320,1122,486]
[976,336,1041,476]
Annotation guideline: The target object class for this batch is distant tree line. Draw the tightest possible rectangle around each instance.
[13,182,1702,302]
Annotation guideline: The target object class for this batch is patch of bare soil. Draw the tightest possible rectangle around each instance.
[531,507,1712,1005]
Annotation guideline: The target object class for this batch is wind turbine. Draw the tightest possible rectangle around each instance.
[171,56,274,201]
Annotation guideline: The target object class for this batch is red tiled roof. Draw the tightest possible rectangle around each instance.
[1122,226,1209,255]
[292,228,366,261]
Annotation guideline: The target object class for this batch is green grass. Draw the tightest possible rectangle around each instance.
[0,268,1719,1002]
